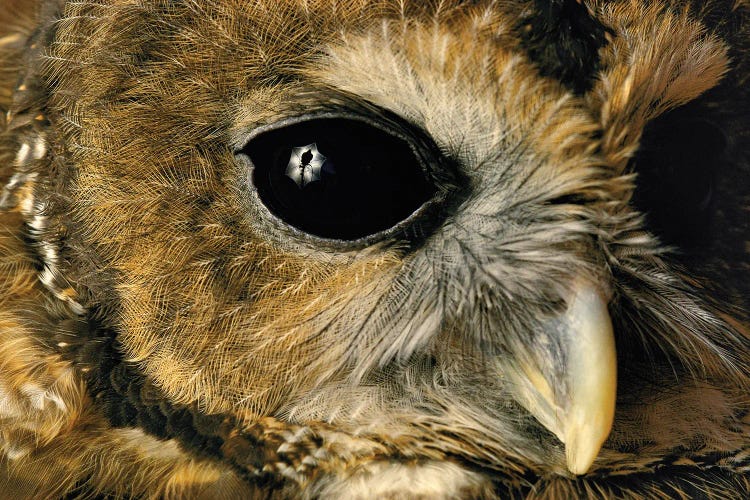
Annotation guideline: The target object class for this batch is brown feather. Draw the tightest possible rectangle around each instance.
[1,1,749,498]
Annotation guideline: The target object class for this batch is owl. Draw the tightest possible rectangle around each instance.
[0,0,748,498]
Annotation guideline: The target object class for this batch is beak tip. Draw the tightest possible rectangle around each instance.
[563,403,616,475]
[567,458,594,476]
[565,432,605,475]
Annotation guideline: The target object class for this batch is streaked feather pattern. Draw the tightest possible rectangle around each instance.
[0,0,748,498]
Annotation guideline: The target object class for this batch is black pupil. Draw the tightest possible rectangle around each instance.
[244,118,436,240]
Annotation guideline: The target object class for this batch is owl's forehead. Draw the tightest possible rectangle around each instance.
[236,21,564,156]
[55,1,561,131]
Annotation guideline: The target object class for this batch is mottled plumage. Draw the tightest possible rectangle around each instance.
[0,0,749,498]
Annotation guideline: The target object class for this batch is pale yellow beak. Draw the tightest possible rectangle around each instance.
[507,283,617,475]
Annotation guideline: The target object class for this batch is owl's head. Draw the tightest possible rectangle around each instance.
[5,0,749,494]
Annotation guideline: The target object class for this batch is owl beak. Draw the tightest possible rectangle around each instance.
[506,284,617,475]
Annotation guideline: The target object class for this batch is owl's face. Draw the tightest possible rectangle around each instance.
[8,0,750,495]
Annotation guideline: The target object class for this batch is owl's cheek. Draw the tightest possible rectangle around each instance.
[111,244,405,417]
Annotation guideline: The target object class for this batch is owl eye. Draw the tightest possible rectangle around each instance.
[240,116,437,241]
[632,112,726,250]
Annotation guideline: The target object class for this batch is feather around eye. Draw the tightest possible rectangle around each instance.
[0,0,748,499]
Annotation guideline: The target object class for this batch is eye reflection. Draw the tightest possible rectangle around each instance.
[285,143,326,188]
